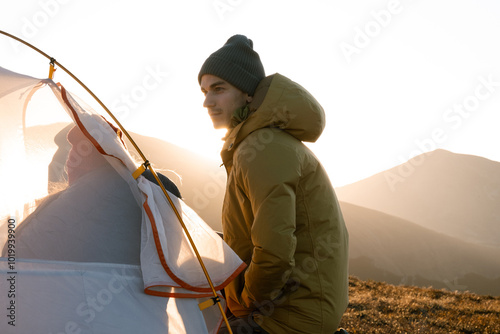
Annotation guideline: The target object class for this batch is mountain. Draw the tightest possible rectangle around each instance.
[336,149,500,248]
[341,201,500,296]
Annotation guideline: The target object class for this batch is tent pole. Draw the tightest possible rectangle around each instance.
[0,29,233,334]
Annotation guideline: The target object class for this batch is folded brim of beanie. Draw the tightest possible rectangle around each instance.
[199,56,262,96]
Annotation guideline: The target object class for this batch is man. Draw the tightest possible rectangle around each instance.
[199,35,349,334]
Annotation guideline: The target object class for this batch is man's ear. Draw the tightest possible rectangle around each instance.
[246,95,253,104]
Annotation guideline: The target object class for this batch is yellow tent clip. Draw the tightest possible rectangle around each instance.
[132,164,147,179]
[133,160,150,179]
[48,58,56,79]
[198,296,220,311]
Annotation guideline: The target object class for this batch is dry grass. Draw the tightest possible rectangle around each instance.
[339,276,500,334]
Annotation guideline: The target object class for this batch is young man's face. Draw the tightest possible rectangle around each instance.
[200,74,252,129]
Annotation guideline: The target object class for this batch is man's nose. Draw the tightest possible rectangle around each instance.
[203,94,215,108]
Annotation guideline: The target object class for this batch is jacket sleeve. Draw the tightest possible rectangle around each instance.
[233,130,300,308]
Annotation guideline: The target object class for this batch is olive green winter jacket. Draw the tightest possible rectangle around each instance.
[220,73,349,334]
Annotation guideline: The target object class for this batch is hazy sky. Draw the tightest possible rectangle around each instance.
[1,0,499,186]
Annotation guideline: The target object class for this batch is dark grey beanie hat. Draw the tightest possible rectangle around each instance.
[198,35,265,96]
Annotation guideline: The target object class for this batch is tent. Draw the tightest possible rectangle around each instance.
[0,62,245,333]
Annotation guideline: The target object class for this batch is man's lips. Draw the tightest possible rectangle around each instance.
[208,110,222,117]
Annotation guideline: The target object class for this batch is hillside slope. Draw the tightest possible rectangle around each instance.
[340,276,500,333]
[337,149,500,247]
[341,201,500,296]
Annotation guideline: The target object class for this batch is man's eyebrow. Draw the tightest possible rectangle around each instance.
[209,80,227,88]
[202,80,227,92]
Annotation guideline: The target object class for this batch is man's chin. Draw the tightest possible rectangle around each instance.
[213,125,229,130]
[211,121,229,130]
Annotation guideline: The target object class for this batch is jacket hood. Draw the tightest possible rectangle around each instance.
[222,73,326,157]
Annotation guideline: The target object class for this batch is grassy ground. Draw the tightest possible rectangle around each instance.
[339,276,500,334]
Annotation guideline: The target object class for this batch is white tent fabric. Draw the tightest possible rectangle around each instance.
[0,259,211,333]
[0,66,245,333]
